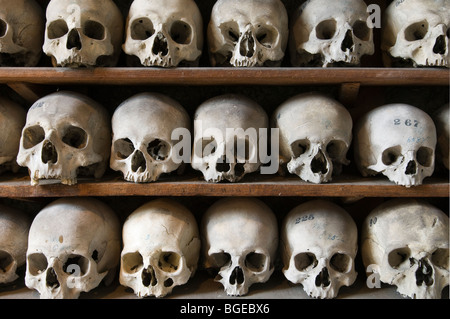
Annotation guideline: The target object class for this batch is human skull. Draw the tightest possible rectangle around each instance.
[281,200,358,299]
[110,93,190,183]
[382,0,449,68]
[120,198,200,298]
[0,96,26,175]
[361,198,449,299]
[201,198,278,296]
[191,94,268,183]
[43,0,123,67]
[0,204,31,284]
[290,0,374,67]
[17,91,111,186]
[433,103,449,170]
[354,103,437,187]
[0,0,44,66]
[273,93,353,184]
[25,197,121,299]
[123,0,203,67]
[207,0,289,67]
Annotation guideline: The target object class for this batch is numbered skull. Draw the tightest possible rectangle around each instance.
[111,93,190,183]
[120,199,200,298]
[43,0,123,67]
[0,96,26,175]
[290,0,374,67]
[382,0,449,68]
[17,91,111,186]
[123,0,203,67]
[25,198,121,299]
[362,198,449,299]
[201,198,278,296]
[0,204,31,284]
[0,0,44,66]
[281,200,358,299]
[354,103,437,187]
[433,103,449,170]
[207,0,288,67]
[191,94,268,183]
[273,93,353,184]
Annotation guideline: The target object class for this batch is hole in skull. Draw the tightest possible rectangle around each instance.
[405,21,429,41]
[353,20,371,41]
[41,140,58,164]
[294,252,318,272]
[316,19,337,40]
[47,19,69,39]
[170,21,192,44]
[200,138,217,157]
[46,267,60,289]
[164,278,174,287]
[152,32,169,56]
[67,29,82,50]
[148,139,170,161]
[62,126,87,149]
[326,140,346,160]
[330,253,351,273]
[210,252,231,268]
[158,252,180,273]
[91,250,99,262]
[405,160,417,175]
[229,266,244,285]
[131,150,146,172]
[341,29,354,52]
[142,266,157,287]
[291,139,309,158]
[228,30,239,42]
[27,253,48,276]
[388,247,411,269]
[447,27,450,38]
[432,248,449,269]
[23,125,45,149]
[234,163,245,177]
[415,258,434,287]
[0,19,6,37]
[245,252,267,272]
[0,251,14,273]
[311,150,328,174]
[239,32,255,58]
[255,25,277,48]
[84,20,105,40]
[63,255,88,276]
[131,18,154,40]
[382,146,402,165]
[433,35,446,54]
[122,252,143,274]
[114,138,135,159]
[315,267,331,287]
[417,147,433,167]
[216,156,231,173]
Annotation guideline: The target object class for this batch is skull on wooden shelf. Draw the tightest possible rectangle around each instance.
[433,103,449,170]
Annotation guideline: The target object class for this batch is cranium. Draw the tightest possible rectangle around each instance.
[0,0,44,66]
[433,103,449,170]
[110,93,190,183]
[207,0,288,67]
[120,198,201,298]
[17,91,111,186]
[354,103,437,187]
[25,197,121,299]
[382,0,449,68]
[273,93,353,184]
[0,96,26,175]
[0,204,31,284]
[123,0,203,67]
[290,0,374,67]
[362,198,449,299]
[43,0,123,67]
[281,199,358,299]
[201,197,278,296]
[191,94,268,183]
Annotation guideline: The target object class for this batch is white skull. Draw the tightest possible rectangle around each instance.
[382,0,449,68]
[201,198,278,296]
[433,103,449,170]
[0,204,31,284]
[110,93,190,183]
[191,94,268,183]
[290,0,374,67]
[25,197,121,299]
[0,96,26,175]
[0,0,44,66]
[120,198,200,298]
[362,198,449,299]
[43,0,123,67]
[281,200,358,299]
[273,93,353,184]
[123,0,203,67]
[207,0,289,67]
[17,91,111,186]
[354,103,437,187]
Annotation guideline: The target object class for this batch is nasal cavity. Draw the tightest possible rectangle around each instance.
[142,266,157,287]
[67,29,82,50]
[405,160,417,175]
[229,266,244,285]
[433,35,446,55]
[415,258,434,287]
[239,32,255,58]
[131,150,146,173]
[46,267,60,289]
[42,140,58,164]
[315,267,331,287]
[311,150,328,174]
[216,156,231,173]
[152,32,168,56]
[341,29,354,52]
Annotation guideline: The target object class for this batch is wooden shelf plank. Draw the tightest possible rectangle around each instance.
[0,67,448,86]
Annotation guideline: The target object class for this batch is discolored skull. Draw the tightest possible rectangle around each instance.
[201,198,278,296]
[281,200,358,299]
[43,0,123,67]
[290,0,374,67]
[17,91,111,186]
[207,0,288,67]
[433,103,449,170]
[0,0,44,67]
[354,103,437,187]
[273,93,353,184]
[362,198,449,299]
[110,93,190,183]
[25,198,121,299]
[382,0,449,68]
[191,94,268,183]
[123,0,203,67]
[120,199,200,298]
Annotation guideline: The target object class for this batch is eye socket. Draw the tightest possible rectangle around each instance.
[27,253,48,276]
[122,252,143,274]
[316,19,337,40]
[290,139,310,158]
[330,253,352,273]
[158,252,181,273]
[209,252,231,268]
[416,147,433,167]
[382,146,402,166]
[294,252,318,272]
[84,20,105,40]
[326,140,347,160]
[234,137,251,162]
[255,25,277,48]
[147,139,171,161]
[221,22,240,43]
[0,250,14,274]
[245,252,267,272]
[62,254,89,276]
[388,247,411,269]
[62,126,87,149]
[405,21,429,41]
[22,125,45,149]
[170,21,192,44]
[353,20,371,41]
[0,19,7,37]
[200,137,217,158]
[431,248,449,269]
[47,19,69,39]
[114,138,135,159]
[131,18,154,40]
